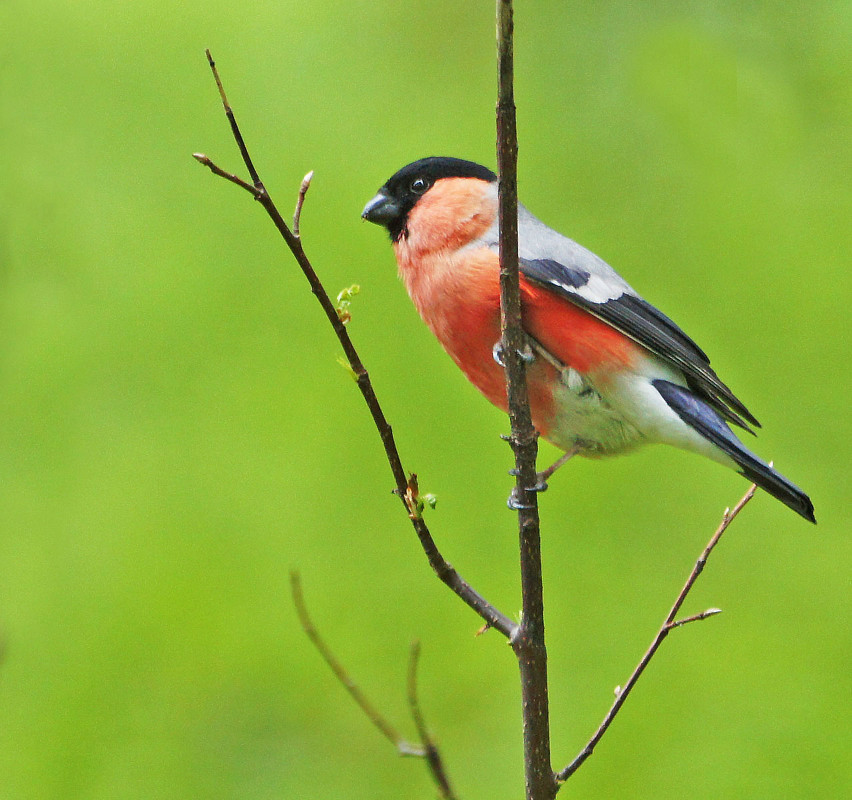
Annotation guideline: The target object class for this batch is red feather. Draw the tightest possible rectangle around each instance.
[520,276,638,380]
[395,231,638,437]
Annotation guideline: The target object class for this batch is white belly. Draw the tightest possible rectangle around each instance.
[542,355,734,468]
[544,367,645,456]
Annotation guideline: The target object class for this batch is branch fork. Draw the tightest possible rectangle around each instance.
[556,483,757,782]
[291,573,456,799]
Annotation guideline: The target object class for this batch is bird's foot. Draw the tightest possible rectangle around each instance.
[508,467,550,493]
[492,340,536,368]
[506,447,580,508]
[506,468,548,510]
[507,485,536,510]
[531,475,549,493]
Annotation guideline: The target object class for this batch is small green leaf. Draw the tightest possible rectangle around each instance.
[336,355,358,381]
[335,284,361,325]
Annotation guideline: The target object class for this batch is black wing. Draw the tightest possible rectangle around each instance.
[520,257,760,430]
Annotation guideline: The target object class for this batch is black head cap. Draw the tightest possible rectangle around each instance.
[362,157,497,241]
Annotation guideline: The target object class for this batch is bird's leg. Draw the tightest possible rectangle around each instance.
[534,446,579,490]
[506,446,579,509]
[509,445,578,487]
[496,335,575,507]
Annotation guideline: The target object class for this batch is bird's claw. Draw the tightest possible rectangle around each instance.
[508,468,548,492]
[507,486,536,511]
[506,474,549,510]
[530,475,549,493]
[492,341,536,368]
[519,343,536,364]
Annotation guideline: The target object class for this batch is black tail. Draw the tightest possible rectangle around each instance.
[653,380,816,523]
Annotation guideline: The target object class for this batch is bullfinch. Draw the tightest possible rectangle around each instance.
[362,157,815,523]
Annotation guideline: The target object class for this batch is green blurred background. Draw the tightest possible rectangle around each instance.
[0,1,849,797]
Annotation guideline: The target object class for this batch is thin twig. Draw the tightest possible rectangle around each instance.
[290,571,420,754]
[496,2,557,798]
[556,484,757,783]
[407,642,458,800]
[198,51,517,641]
[205,49,262,188]
[192,153,260,197]
[669,608,722,629]
[293,170,314,238]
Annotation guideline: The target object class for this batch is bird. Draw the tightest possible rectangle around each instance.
[361,156,815,523]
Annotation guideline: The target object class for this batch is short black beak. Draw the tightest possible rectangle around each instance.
[361,192,400,227]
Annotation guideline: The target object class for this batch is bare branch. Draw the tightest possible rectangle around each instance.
[496,2,557,798]
[197,52,516,641]
[407,642,458,800]
[661,483,756,630]
[290,571,418,754]
[556,484,758,783]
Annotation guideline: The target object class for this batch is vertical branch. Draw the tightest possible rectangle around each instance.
[496,3,556,799]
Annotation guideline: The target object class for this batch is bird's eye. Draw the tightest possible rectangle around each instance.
[410,177,429,194]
